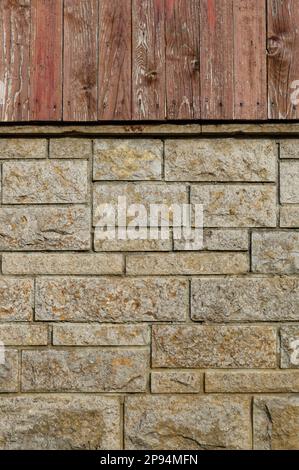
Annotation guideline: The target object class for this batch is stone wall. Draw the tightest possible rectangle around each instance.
[0,125,298,450]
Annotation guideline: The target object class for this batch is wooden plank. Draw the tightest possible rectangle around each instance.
[98,0,132,120]
[165,0,201,119]
[30,0,63,121]
[200,0,234,120]
[268,0,299,119]
[233,0,267,120]
[0,0,30,121]
[63,0,98,121]
[132,0,165,120]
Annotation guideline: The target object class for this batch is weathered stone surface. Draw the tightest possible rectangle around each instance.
[2,253,124,275]
[35,277,187,322]
[152,325,276,368]
[0,138,47,158]
[3,161,88,204]
[191,277,299,322]
[50,138,92,159]
[174,229,248,251]
[280,140,299,159]
[165,139,276,182]
[0,396,120,449]
[0,206,90,251]
[126,252,249,275]
[93,139,162,180]
[280,326,299,368]
[280,206,299,227]
[0,350,18,392]
[206,371,299,393]
[0,324,48,345]
[94,227,172,251]
[252,231,299,274]
[191,184,276,227]
[254,397,299,450]
[151,371,202,393]
[0,278,34,321]
[53,324,150,346]
[125,396,251,450]
[22,349,148,392]
[93,182,188,226]
[280,161,299,203]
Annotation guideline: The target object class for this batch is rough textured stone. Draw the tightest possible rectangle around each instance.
[126,252,249,275]
[2,253,124,275]
[0,206,90,251]
[254,397,299,450]
[151,371,202,393]
[3,160,88,204]
[0,350,18,392]
[191,276,299,322]
[53,324,150,346]
[280,140,299,159]
[0,396,120,449]
[50,138,92,159]
[22,349,148,392]
[252,231,299,273]
[94,231,172,251]
[0,278,34,321]
[0,324,48,345]
[280,206,299,227]
[280,161,299,203]
[0,138,47,158]
[93,182,188,226]
[152,325,277,368]
[191,184,276,227]
[93,139,162,180]
[125,396,251,450]
[280,326,299,368]
[165,139,276,181]
[174,229,248,251]
[35,277,188,322]
[206,371,299,393]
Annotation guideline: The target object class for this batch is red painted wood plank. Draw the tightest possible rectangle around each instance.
[98,0,132,120]
[132,0,165,120]
[165,0,201,120]
[200,0,234,120]
[268,0,299,119]
[30,0,63,121]
[233,0,267,120]
[63,0,98,121]
[0,0,30,121]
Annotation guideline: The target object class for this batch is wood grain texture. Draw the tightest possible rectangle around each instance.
[132,0,165,120]
[0,0,30,121]
[98,0,132,120]
[165,0,201,119]
[63,0,98,121]
[268,0,299,119]
[233,0,267,120]
[200,0,234,119]
[30,0,63,121]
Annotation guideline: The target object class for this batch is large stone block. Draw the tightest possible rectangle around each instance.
[50,138,92,159]
[152,325,277,368]
[35,277,188,322]
[165,139,276,181]
[0,324,48,345]
[0,396,120,449]
[280,161,299,203]
[125,396,251,450]
[93,139,162,180]
[254,397,299,450]
[3,160,88,204]
[191,184,276,227]
[0,350,18,392]
[22,349,148,392]
[0,138,47,158]
[0,278,34,321]
[191,277,299,321]
[252,231,299,274]
[0,206,90,251]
